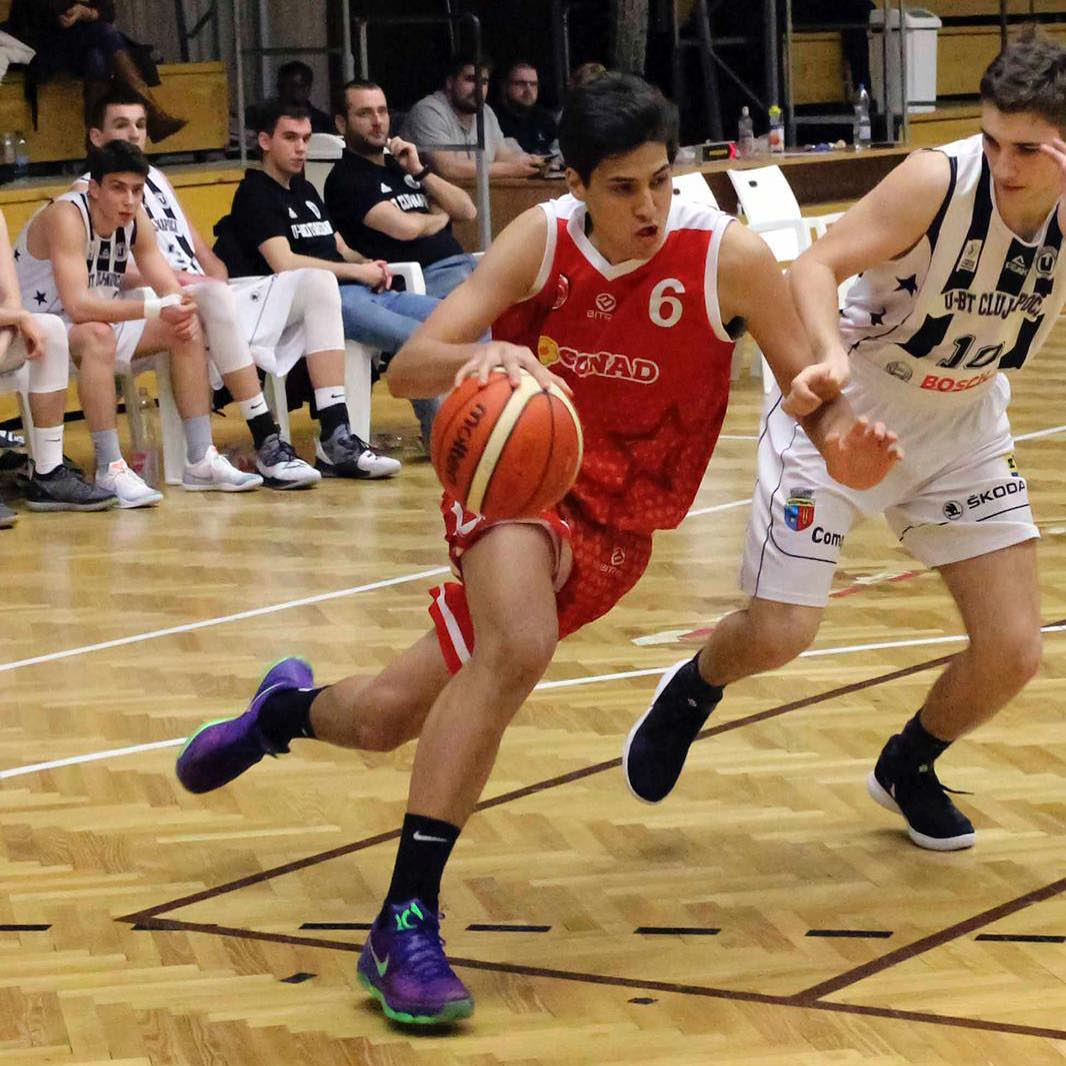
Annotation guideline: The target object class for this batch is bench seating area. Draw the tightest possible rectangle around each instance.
[0,62,230,163]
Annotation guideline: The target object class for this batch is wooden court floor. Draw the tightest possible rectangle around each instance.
[1,327,1065,1065]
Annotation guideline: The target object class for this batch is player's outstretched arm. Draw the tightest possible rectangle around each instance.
[388,205,564,398]
[789,149,952,373]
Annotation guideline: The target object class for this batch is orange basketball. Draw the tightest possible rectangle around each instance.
[431,368,584,521]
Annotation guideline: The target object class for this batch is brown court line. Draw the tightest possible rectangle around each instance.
[120,648,959,925]
[128,916,1066,1044]
[115,635,1066,1043]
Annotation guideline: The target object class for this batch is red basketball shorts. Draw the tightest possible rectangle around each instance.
[429,493,653,674]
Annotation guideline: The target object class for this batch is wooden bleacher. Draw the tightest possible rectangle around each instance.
[792,3,1066,146]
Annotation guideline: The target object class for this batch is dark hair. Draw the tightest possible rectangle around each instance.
[445,51,493,83]
[256,96,311,136]
[505,59,537,79]
[88,86,146,133]
[277,60,313,86]
[559,72,678,183]
[980,25,1066,131]
[334,78,384,119]
[86,140,149,182]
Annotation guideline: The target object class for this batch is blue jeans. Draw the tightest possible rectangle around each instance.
[422,253,478,299]
[338,284,441,446]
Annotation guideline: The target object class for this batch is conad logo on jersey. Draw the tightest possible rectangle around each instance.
[537,335,659,384]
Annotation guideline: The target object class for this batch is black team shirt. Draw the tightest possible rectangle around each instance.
[217,168,341,277]
[325,150,464,268]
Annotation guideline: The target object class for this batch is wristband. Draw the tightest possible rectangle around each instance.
[143,292,182,320]
[412,164,432,182]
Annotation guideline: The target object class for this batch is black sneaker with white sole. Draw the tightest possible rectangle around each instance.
[867,734,975,851]
[24,464,118,512]
[315,429,401,480]
[623,657,723,803]
[256,434,321,489]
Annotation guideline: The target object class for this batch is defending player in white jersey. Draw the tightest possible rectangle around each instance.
[16,140,263,506]
[625,27,1066,852]
[82,89,396,487]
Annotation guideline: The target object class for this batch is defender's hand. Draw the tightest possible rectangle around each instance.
[821,416,902,491]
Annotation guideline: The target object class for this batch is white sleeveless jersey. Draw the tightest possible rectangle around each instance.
[840,134,1066,399]
[142,166,203,275]
[14,191,136,317]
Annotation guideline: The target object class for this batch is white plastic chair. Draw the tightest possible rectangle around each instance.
[262,261,428,445]
[727,165,812,264]
[119,352,186,485]
[305,133,344,198]
[671,172,719,207]
[0,362,36,460]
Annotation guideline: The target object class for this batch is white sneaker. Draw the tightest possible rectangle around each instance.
[182,446,264,492]
[255,434,321,489]
[96,459,163,509]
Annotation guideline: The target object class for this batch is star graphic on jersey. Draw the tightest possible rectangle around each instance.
[895,274,918,295]
[870,308,886,326]
[168,243,177,255]
[33,290,46,306]
[250,292,260,302]
[12,248,19,261]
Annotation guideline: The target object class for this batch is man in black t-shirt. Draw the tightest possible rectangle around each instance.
[326,79,479,300]
[495,61,558,158]
[217,99,442,464]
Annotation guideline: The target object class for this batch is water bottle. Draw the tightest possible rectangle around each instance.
[129,387,160,488]
[0,133,14,184]
[13,132,28,180]
[768,104,784,154]
[737,106,755,159]
[853,84,872,150]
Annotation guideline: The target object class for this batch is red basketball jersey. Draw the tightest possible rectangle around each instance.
[492,193,737,534]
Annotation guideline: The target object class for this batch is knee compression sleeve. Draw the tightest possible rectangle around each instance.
[290,268,345,355]
[190,280,254,375]
[26,314,70,394]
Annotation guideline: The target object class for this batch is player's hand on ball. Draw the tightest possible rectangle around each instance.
[782,355,850,418]
[822,417,902,491]
[455,341,571,396]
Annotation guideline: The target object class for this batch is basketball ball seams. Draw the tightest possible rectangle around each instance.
[505,390,555,518]
[466,375,541,514]
[549,383,584,474]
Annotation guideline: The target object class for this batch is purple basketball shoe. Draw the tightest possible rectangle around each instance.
[176,657,313,794]
[357,899,474,1024]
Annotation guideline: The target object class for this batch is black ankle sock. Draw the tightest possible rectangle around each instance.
[897,711,951,768]
[676,652,724,711]
[384,813,461,911]
[247,411,279,450]
[257,685,323,751]
[317,402,349,443]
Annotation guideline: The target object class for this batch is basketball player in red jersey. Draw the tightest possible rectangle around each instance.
[176,73,900,1025]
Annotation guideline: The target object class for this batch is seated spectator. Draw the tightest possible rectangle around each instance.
[568,61,607,92]
[495,60,557,157]
[0,210,114,521]
[276,60,335,134]
[326,79,478,300]
[400,53,546,180]
[16,141,262,508]
[214,99,441,454]
[7,0,186,141]
[82,88,350,489]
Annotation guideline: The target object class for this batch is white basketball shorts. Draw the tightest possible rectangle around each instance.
[739,360,1038,607]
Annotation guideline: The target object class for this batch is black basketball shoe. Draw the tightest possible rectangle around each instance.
[867,734,975,851]
[623,657,723,803]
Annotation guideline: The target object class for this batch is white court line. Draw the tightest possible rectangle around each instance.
[7,624,1065,782]
[1015,423,1066,443]
[2,420,1064,780]
[718,434,758,441]
[0,567,450,677]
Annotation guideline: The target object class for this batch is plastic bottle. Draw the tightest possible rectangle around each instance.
[853,84,872,150]
[130,387,160,488]
[768,104,784,154]
[737,105,755,159]
[13,132,28,180]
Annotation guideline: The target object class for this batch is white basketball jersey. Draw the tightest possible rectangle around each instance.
[841,134,1066,399]
[142,166,203,275]
[14,191,136,317]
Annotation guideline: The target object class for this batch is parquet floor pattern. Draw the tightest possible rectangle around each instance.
[0,329,1065,1064]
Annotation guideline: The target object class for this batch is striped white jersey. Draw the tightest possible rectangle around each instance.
[14,191,136,317]
[840,134,1066,400]
[78,165,204,275]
